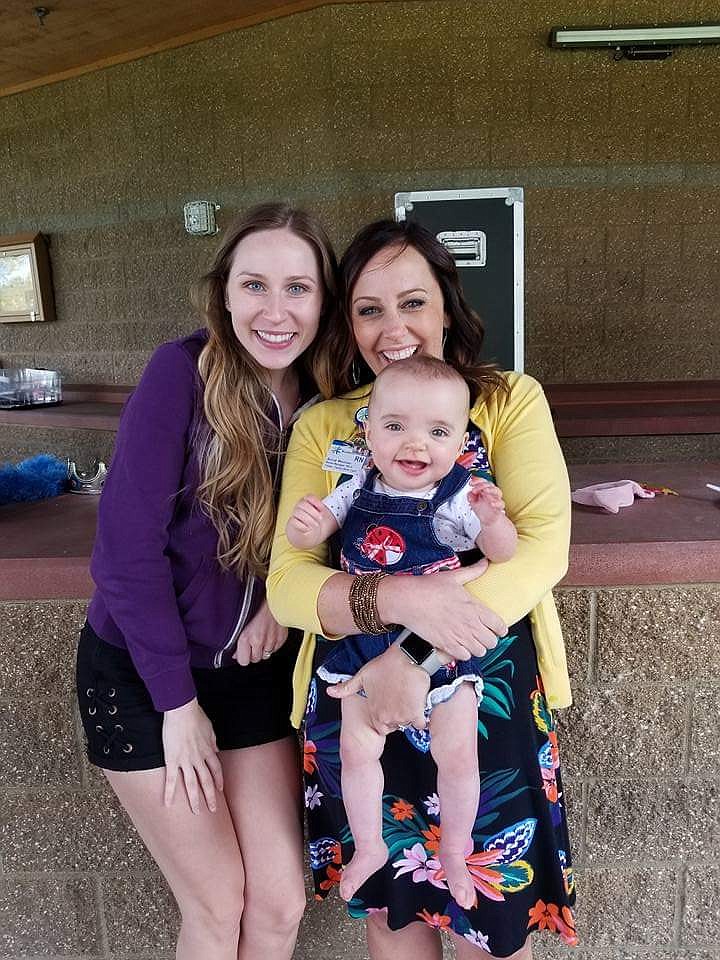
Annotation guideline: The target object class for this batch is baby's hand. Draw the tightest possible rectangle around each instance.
[286,494,330,549]
[468,476,507,526]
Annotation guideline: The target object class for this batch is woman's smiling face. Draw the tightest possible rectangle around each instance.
[224,226,323,375]
[350,244,447,376]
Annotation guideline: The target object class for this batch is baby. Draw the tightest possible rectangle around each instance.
[287,355,517,908]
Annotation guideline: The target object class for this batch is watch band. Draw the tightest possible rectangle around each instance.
[397,628,444,676]
[415,649,444,676]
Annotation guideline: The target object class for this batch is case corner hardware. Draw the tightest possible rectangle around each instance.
[394,193,412,221]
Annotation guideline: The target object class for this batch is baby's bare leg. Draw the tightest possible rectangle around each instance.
[429,682,480,910]
[339,693,389,901]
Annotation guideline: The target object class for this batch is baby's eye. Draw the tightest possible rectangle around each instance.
[431,427,450,438]
[385,422,402,431]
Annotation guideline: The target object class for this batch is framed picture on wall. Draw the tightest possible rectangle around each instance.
[0,233,55,323]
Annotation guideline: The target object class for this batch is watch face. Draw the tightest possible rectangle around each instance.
[400,632,434,664]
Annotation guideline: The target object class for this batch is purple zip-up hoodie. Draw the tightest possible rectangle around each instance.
[87,330,264,712]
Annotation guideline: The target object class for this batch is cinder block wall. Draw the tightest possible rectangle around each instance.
[1,0,719,389]
[1,584,718,958]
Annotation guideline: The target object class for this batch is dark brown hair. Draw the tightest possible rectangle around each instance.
[317,218,507,401]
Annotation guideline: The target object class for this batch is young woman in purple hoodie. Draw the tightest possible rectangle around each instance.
[76,202,338,959]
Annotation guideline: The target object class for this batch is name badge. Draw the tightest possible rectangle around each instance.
[322,440,369,474]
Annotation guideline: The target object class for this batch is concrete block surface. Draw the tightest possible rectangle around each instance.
[0,601,87,699]
[0,877,100,955]
[585,779,720,863]
[596,588,720,683]
[573,866,678,946]
[0,696,82,788]
[689,683,720,775]
[555,589,593,684]
[101,876,177,956]
[683,865,720,945]
[557,681,687,779]
[0,790,154,872]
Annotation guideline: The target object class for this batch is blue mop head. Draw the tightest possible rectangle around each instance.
[0,454,68,506]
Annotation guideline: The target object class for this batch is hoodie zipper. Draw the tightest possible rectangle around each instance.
[214,392,318,667]
[270,392,286,490]
[214,574,255,667]
[269,391,320,479]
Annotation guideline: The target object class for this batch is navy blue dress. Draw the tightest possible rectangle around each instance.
[303,429,577,954]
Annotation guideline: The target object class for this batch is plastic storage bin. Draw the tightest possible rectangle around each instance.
[0,368,62,408]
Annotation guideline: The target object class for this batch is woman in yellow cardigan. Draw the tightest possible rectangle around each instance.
[268,219,577,960]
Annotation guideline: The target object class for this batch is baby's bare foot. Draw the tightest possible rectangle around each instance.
[339,842,388,901]
[440,850,476,909]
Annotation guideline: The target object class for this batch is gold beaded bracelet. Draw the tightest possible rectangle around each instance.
[348,570,392,635]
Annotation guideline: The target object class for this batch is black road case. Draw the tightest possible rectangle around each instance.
[394,188,524,372]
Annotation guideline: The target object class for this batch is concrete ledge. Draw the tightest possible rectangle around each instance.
[563,461,720,587]
[2,462,720,601]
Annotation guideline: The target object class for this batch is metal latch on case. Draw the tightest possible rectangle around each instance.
[436,230,487,267]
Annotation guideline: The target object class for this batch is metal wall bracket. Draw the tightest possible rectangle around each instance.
[67,459,107,494]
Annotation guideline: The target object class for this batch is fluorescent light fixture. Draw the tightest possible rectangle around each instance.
[550,22,720,49]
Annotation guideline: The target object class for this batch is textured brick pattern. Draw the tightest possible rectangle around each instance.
[595,587,720,683]
[689,684,720,775]
[100,877,178,955]
[559,680,687,779]
[0,426,116,475]
[0,1,719,956]
[559,434,720,466]
[584,780,720,862]
[575,867,679,946]
[555,583,720,958]
[553,589,592,683]
[0,878,100,955]
[683,866,720,945]
[0,697,82,787]
[1,0,719,395]
[0,586,718,957]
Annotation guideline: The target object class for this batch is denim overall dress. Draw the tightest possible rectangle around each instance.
[317,461,484,712]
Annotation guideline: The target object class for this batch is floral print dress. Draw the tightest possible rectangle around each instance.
[303,429,577,954]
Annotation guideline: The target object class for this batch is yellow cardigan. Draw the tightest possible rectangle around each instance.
[268,372,573,727]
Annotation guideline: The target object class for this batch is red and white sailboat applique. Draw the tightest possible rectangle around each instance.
[357,525,406,566]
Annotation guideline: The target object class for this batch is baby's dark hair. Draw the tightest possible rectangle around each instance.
[370,355,471,413]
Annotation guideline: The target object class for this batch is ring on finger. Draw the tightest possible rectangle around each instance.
[262,650,272,659]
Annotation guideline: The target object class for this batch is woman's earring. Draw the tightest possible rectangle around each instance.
[351,357,361,386]
[442,328,448,353]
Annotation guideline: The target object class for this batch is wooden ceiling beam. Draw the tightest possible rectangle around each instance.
[0,0,377,99]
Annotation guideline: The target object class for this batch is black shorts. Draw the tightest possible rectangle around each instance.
[76,621,299,772]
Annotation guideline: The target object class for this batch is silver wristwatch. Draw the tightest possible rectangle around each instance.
[397,628,444,676]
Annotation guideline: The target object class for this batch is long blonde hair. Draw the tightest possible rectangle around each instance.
[194,202,337,578]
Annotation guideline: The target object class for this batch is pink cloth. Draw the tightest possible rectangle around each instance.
[571,480,655,514]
